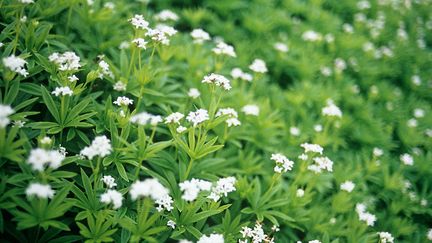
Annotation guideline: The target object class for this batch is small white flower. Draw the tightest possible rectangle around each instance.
[186,109,209,127]
[308,156,333,173]
[13,120,25,128]
[26,183,55,199]
[407,118,418,128]
[48,51,81,71]
[19,0,34,3]
[216,108,238,118]
[129,14,149,29]
[179,178,212,202]
[411,75,421,86]
[165,112,185,124]
[113,96,133,106]
[191,29,211,44]
[400,153,414,166]
[52,86,73,96]
[80,135,112,160]
[154,10,179,22]
[356,203,376,226]
[373,147,384,157]
[302,30,322,42]
[130,112,162,126]
[249,59,268,73]
[100,189,123,209]
[202,73,231,90]
[197,233,224,243]
[212,41,236,57]
[176,126,187,133]
[290,126,300,136]
[129,178,170,201]
[101,175,117,188]
[241,104,259,116]
[167,220,176,229]
[104,2,115,9]
[322,99,342,118]
[113,81,127,91]
[132,38,148,49]
[274,42,289,52]
[377,232,394,243]
[2,55,28,77]
[188,88,200,99]
[207,177,236,202]
[271,153,294,173]
[97,60,114,79]
[300,143,323,154]
[413,108,425,118]
[314,124,323,132]
[68,75,79,82]
[231,68,253,82]
[0,104,14,128]
[27,148,65,171]
[340,181,355,192]
[296,189,305,197]
[226,118,241,127]
[155,194,174,212]
[427,228,432,240]
[320,66,332,77]
[298,153,308,160]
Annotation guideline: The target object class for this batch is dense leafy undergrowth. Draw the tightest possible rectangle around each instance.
[1,0,432,242]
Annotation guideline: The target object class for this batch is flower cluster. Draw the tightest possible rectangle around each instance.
[27,148,65,171]
[377,232,394,243]
[26,183,55,199]
[130,112,162,126]
[216,108,241,127]
[355,203,377,226]
[113,96,134,106]
[271,153,294,173]
[207,176,236,202]
[80,135,112,160]
[100,189,123,209]
[249,59,268,73]
[201,73,231,90]
[240,222,274,243]
[242,104,260,116]
[101,175,117,188]
[186,109,209,127]
[322,99,342,118]
[197,233,224,243]
[0,104,14,128]
[52,86,73,96]
[190,29,211,44]
[308,156,334,173]
[179,178,212,201]
[49,52,81,71]
[129,178,173,211]
[231,68,253,82]
[2,55,28,77]
[212,41,236,57]
[340,180,355,193]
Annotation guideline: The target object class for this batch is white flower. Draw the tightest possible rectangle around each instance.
[146,28,172,45]
[165,112,185,124]
[48,52,81,71]
[80,135,112,160]
[242,105,259,116]
[155,194,174,212]
[101,175,117,188]
[290,126,300,136]
[97,60,114,79]
[19,0,34,3]
[357,0,371,9]
[413,108,425,118]
[0,104,14,128]
[231,68,253,82]
[343,23,354,33]
[26,183,55,199]
[302,30,322,42]
[427,228,432,240]
[2,55,28,77]
[300,143,323,154]
[113,96,133,106]
[373,147,384,157]
[377,232,394,243]
[51,86,73,96]
[119,41,130,49]
[309,241,322,243]
[167,220,176,229]
[154,10,179,22]
[104,2,115,9]
[314,124,323,132]
[130,112,162,126]
[249,59,268,73]
[188,88,200,99]
[129,178,169,201]
[216,108,238,118]
[191,29,211,44]
[226,118,241,127]
[212,41,236,57]
[325,33,335,43]
[132,38,148,49]
[271,153,294,173]
[176,126,187,133]
[334,58,346,71]
[113,81,127,91]
[100,189,123,209]
[340,181,355,192]
[27,148,65,171]
[68,75,79,82]
[356,203,376,226]
[13,120,25,128]
[313,156,333,172]
[186,109,209,127]
[400,153,414,166]
[179,240,193,243]
[179,178,212,201]
[407,118,418,128]
[411,75,421,86]
[197,233,224,243]
[207,177,236,202]
[129,14,149,29]
[274,42,289,52]
[298,153,308,160]
[201,73,231,90]
[296,189,305,197]
[322,99,342,118]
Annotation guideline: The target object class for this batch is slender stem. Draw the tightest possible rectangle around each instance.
[184,158,194,180]
[13,6,24,54]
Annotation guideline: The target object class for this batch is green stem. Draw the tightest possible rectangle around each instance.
[184,158,194,180]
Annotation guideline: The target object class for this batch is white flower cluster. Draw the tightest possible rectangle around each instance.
[154,10,179,22]
[216,108,241,127]
[97,60,114,79]
[167,220,176,229]
[51,86,73,96]
[0,104,14,128]
[132,38,148,49]
[187,88,201,99]
[322,99,342,118]
[212,41,236,57]
[19,0,34,3]
[427,228,432,240]
[201,73,231,90]
[249,59,268,73]
[129,178,173,211]
[101,175,117,188]
[377,232,394,243]
[130,112,162,126]
[308,156,334,173]
[274,42,289,52]
[400,153,414,166]
[179,178,212,201]
[100,189,123,209]
[300,143,323,154]
[240,222,274,243]
[146,25,177,45]
[113,96,134,106]
[207,176,236,202]
[302,30,323,42]
[186,109,209,127]
[190,29,211,44]
[113,81,127,91]
[129,14,149,29]
[27,148,65,171]
[340,180,355,193]
[242,104,260,116]
[197,233,224,243]
[165,112,184,124]
[356,203,377,226]
[271,153,294,173]
[26,183,55,199]
[231,68,252,82]
[49,51,81,71]
[2,55,28,77]
[80,135,112,160]
[68,75,78,82]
